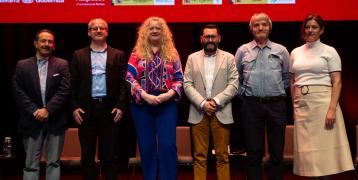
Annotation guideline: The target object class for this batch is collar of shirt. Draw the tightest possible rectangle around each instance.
[306,39,321,48]
[203,50,218,57]
[36,56,49,62]
[249,39,273,50]
[90,46,107,53]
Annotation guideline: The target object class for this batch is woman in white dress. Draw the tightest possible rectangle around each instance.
[290,13,354,179]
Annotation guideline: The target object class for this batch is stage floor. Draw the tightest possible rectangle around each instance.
[0,163,355,180]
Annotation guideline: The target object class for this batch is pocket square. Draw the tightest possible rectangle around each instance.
[52,73,60,77]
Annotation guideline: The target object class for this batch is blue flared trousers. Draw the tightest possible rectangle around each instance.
[130,100,178,180]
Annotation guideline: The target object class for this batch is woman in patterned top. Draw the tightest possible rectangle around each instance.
[126,16,183,180]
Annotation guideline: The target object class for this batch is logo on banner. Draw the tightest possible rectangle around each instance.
[22,0,34,3]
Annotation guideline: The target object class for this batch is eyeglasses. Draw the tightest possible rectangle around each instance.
[89,26,107,31]
[202,35,219,40]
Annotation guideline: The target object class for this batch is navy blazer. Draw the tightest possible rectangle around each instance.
[70,46,129,114]
[13,56,71,137]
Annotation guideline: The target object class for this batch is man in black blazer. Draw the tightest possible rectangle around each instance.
[13,29,71,180]
[71,18,129,180]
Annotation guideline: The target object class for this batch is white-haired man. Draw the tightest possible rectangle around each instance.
[235,13,290,180]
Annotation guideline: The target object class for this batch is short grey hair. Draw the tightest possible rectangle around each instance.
[249,13,272,31]
[88,18,108,30]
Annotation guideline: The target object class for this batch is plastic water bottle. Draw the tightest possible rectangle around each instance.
[3,137,12,157]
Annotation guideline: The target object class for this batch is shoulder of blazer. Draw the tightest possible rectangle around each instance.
[107,46,124,56]
[73,46,91,62]
[197,49,204,56]
[74,46,90,55]
[16,57,37,70]
[217,49,234,58]
[83,46,91,55]
[188,49,204,59]
[48,56,68,64]
[19,56,36,63]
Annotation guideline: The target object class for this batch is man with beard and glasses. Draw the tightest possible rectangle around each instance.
[13,29,71,180]
[234,13,290,180]
[71,18,129,180]
[184,24,239,180]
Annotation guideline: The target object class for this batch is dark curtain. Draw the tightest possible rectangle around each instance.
[1,21,358,171]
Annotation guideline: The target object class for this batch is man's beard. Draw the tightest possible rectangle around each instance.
[203,42,217,53]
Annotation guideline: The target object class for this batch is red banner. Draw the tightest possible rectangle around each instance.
[0,0,357,23]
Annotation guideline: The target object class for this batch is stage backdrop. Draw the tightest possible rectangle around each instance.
[0,0,358,23]
[1,11,358,168]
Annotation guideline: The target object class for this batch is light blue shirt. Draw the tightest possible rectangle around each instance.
[91,49,107,98]
[235,40,290,97]
[37,57,48,106]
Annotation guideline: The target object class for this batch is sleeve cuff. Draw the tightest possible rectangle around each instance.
[171,86,182,102]
[200,100,206,109]
[33,109,39,116]
[213,97,221,107]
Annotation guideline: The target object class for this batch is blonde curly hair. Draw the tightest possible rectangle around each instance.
[134,16,179,62]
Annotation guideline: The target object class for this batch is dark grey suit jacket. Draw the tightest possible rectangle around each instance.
[13,56,71,137]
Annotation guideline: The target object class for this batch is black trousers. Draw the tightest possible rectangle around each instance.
[78,101,120,180]
[241,99,287,180]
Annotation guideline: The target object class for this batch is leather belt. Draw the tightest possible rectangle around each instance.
[297,85,331,95]
[91,97,107,103]
[243,96,285,103]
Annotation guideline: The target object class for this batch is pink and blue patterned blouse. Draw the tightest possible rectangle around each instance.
[126,52,183,104]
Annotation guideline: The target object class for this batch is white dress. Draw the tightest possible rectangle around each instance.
[290,40,354,176]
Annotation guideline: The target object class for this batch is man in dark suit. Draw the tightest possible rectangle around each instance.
[13,29,71,180]
[71,18,129,180]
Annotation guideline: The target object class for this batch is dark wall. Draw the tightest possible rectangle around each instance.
[1,21,358,163]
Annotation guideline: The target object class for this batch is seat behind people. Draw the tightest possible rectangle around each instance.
[41,128,98,167]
